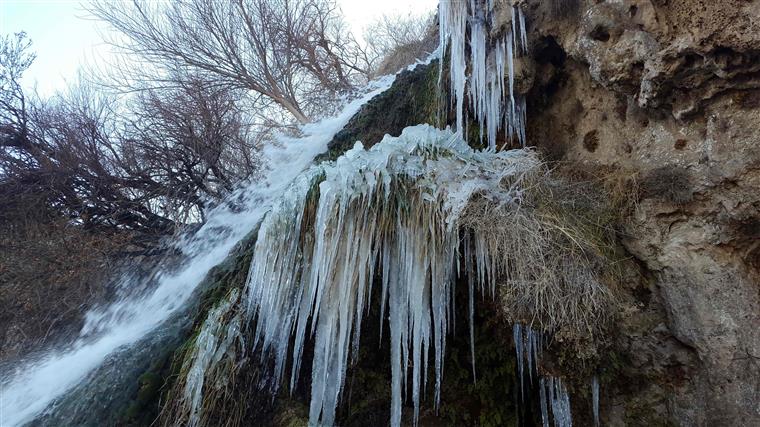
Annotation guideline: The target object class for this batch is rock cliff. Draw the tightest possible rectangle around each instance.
[520,0,760,424]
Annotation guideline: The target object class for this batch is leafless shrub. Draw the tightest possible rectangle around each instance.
[1,35,261,237]
[364,12,438,77]
[0,32,34,150]
[0,218,129,363]
[118,76,262,224]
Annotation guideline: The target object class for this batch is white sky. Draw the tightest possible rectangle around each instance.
[0,0,438,96]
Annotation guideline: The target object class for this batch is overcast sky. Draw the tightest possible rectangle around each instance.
[1,0,438,96]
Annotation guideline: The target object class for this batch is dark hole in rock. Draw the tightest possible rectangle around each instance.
[615,97,628,121]
[590,25,611,42]
[682,53,703,68]
[535,36,567,68]
[583,130,600,152]
[674,139,688,150]
[733,89,760,110]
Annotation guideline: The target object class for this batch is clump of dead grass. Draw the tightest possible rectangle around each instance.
[459,163,631,346]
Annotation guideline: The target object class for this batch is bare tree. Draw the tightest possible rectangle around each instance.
[0,81,178,237]
[0,32,35,155]
[0,33,260,239]
[117,76,261,223]
[89,0,367,124]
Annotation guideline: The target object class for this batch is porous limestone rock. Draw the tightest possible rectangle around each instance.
[518,0,760,424]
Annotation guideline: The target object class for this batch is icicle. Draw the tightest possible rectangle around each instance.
[439,0,468,135]
[526,327,534,382]
[512,324,578,427]
[514,323,545,397]
[513,323,524,397]
[539,377,550,427]
[592,376,600,427]
[546,377,573,427]
[519,8,529,55]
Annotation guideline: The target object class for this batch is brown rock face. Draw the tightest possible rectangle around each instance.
[518,0,760,425]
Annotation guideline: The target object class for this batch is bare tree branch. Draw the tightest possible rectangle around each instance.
[89,0,366,124]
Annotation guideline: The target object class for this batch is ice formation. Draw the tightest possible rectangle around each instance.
[592,375,600,427]
[439,0,529,148]
[181,289,243,427]
[541,377,573,427]
[174,120,608,426]
[513,323,574,427]
[513,323,544,397]
[244,125,539,426]
[175,125,543,427]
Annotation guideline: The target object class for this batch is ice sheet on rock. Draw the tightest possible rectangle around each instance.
[182,290,242,427]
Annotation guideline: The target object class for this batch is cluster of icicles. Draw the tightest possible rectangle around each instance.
[439,0,529,148]
[513,324,600,427]
[173,126,595,427]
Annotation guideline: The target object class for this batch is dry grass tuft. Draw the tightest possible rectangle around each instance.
[460,163,629,345]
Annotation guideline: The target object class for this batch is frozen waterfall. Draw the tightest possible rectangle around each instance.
[439,0,529,148]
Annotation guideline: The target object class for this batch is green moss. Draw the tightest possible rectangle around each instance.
[465,119,489,151]
[318,60,443,162]
[123,372,162,422]
[436,303,522,427]
[118,349,178,426]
